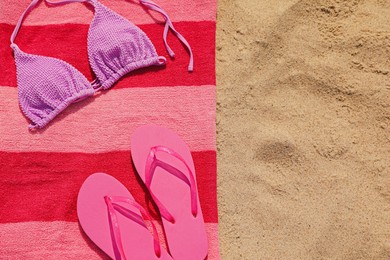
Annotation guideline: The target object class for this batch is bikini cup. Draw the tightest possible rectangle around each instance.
[11,0,193,130]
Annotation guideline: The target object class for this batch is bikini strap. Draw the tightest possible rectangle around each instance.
[139,0,194,72]
[10,0,92,47]
[10,0,41,47]
[45,0,92,6]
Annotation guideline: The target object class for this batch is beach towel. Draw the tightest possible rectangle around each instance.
[0,0,219,258]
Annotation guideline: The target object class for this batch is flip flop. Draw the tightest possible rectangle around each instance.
[131,125,208,260]
[77,173,173,260]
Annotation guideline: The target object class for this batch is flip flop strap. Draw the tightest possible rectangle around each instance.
[144,145,198,223]
[104,196,162,259]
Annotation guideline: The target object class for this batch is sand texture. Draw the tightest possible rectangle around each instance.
[216,0,389,259]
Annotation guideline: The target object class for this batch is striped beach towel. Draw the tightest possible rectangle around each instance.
[0,0,218,258]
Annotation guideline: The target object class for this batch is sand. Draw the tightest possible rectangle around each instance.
[216,0,390,259]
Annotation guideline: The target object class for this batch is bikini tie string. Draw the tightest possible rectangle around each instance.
[139,0,194,72]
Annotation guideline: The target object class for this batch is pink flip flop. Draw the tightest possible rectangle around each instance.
[131,125,208,260]
[77,173,173,260]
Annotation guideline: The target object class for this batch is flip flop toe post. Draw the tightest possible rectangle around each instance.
[77,173,172,259]
[131,125,208,260]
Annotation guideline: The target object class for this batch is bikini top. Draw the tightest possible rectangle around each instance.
[11,0,193,130]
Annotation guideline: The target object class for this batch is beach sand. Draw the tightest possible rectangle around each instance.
[216,0,390,258]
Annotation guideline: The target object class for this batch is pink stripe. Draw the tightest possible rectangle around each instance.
[0,221,220,259]
[0,0,216,25]
[0,85,216,152]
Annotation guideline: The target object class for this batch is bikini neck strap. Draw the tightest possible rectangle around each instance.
[46,0,93,6]
[10,0,40,47]
[10,0,92,47]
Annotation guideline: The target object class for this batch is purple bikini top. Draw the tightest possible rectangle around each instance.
[11,0,193,130]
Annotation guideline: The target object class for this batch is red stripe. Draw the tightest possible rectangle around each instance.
[0,21,215,87]
[0,151,217,223]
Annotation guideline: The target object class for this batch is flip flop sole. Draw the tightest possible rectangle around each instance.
[131,125,208,260]
[77,173,172,259]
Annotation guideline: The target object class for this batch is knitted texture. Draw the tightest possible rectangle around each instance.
[12,45,95,129]
[1,0,219,258]
[88,0,163,89]
[12,0,165,129]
